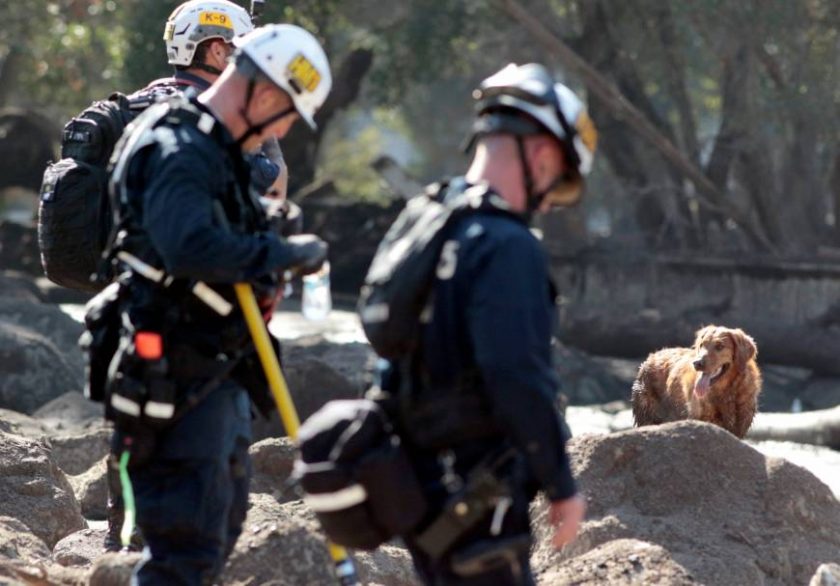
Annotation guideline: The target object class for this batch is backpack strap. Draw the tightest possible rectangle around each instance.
[98,98,223,283]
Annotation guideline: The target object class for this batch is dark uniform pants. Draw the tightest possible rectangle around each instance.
[128,380,253,586]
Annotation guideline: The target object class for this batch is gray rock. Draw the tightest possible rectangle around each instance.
[249,437,298,503]
[88,551,142,586]
[223,494,416,585]
[0,321,81,414]
[252,336,374,440]
[0,407,48,438]
[0,516,51,562]
[799,377,840,412]
[554,344,634,405]
[0,430,85,548]
[49,426,111,476]
[33,391,105,433]
[0,297,85,375]
[53,527,107,567]
[68,456,108,520]
[0,272,41,302]
[538,539,697,585]
[531,421,840,586]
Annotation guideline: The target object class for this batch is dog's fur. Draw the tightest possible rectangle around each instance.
[631,325,762,438]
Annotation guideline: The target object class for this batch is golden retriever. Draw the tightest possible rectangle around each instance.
[631,325,762,438]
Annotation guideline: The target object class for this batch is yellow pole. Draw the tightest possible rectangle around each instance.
[234,283,360,586]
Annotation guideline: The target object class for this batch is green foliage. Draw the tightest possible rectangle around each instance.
[0,0,129,118]
[318,107,414,204]
[120,1,181,91]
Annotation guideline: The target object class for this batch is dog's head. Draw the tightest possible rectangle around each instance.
[691,325,757,398]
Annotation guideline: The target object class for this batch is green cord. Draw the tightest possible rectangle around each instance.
[119,450,136,549]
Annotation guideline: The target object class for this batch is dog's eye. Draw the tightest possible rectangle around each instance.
[714,342,724,351]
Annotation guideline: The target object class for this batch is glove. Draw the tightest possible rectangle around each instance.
[261,198,304,237]
[286,234,328,276]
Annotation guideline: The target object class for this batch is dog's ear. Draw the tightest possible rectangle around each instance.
[729,329,757,366]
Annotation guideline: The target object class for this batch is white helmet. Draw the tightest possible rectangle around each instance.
[233,24,332,130]
[473,63,597,176]
[163,0,253,67]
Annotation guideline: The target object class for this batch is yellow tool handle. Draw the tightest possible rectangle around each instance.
[234,283,301,436]
[233,283,360,586]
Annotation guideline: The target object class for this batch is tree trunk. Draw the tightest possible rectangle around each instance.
[0,48,25,109]
[746,407,840,450]
[497,0,776,253]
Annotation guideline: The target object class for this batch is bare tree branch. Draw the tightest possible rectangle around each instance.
[497,0,777,253]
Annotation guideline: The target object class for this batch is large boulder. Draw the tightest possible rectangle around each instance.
[88,552,143,586]
[531,421,840,586]
[538,538,696,585]
[33,392,105,434]
[0,430,85,548]
[0,516,51,562]
[249,437,298,502]
[68,456,108,520]
[252,336,374,440]
[53,526,108,568]
[553,344,633,405]
[223,494,416,586]
[0,407,48,438]
[0,320,81,414]
[0,271,41,302]
[48,425,111,476]
[0,296,85,375]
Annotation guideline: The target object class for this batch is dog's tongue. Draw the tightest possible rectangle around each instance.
[695,374,711,398]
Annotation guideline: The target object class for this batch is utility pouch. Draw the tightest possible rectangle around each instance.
[79,282,123,402]
[450,534,532,577]
[296,399,428,550]
[413,449,517,561]
[106,332,177,429]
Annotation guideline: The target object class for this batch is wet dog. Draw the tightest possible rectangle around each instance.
[631,325,761,438]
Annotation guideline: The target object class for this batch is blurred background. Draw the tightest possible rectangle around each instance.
[1,0,839,402]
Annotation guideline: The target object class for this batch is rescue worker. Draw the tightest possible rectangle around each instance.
[103,0,309,553]
[378,63,596,585]
[149,0,289,198]
[102,24,331,584]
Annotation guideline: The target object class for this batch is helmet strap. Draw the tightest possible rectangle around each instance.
[515,135,539,220]
[235,76,296,147]
[192,61,224,76]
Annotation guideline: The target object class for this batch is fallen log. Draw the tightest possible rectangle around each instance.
[746,406,840,450]
[552,250,840,375]
[559,314,840,377]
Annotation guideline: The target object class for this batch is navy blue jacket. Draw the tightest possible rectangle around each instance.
[122,100,299,284]
[383,180,577,502]
[131,71,281,195]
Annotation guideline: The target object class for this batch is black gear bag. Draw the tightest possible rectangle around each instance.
[38,82,181,292]
[357,180,518,359]
[295,399,428,550]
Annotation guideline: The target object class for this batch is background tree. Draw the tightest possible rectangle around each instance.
[1,0,839,258]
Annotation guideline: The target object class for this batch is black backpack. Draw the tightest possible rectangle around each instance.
[38,84,180,292]
[358,179,516,359]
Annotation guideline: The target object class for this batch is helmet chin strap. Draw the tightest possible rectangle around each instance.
[193,62,224,76]
[235,76,296,147]
[515,135,572,217]
[515,135,540,221]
